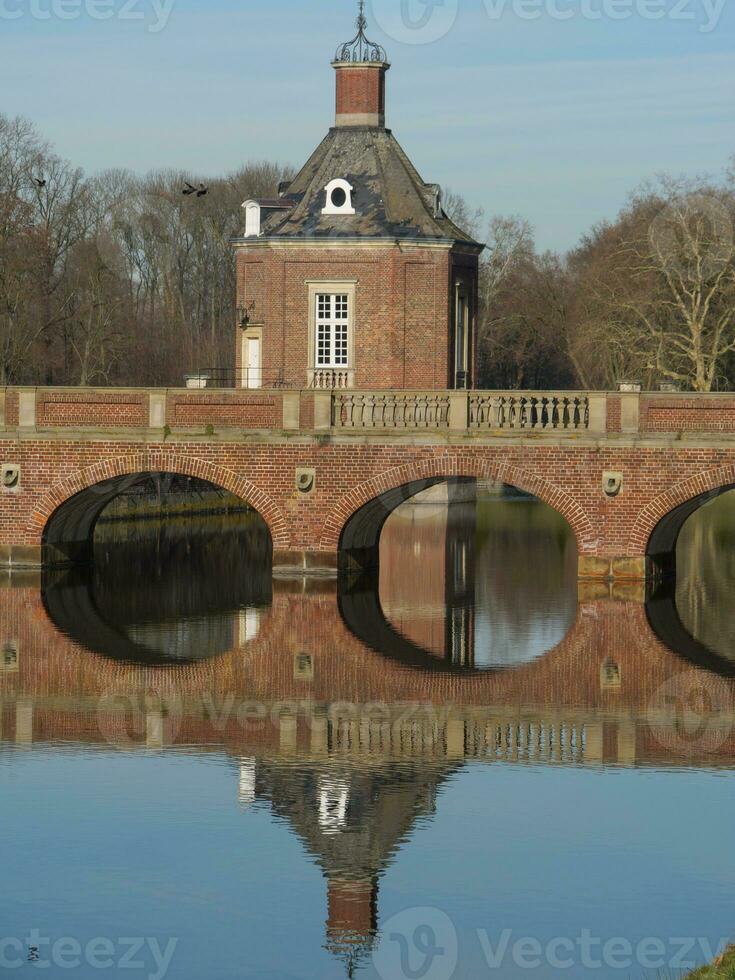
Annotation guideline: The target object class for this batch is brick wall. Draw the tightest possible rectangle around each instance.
[235,244,473,390]
[166,393,282,429]
[4,432,735,564]
[606,396,622,433]
[641,396,735,432]
[335,65,386,119]
[5,391,18,426]
[37,391,148,428]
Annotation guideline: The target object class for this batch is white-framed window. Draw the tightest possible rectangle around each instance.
[306,280,356,387]
[316,292,349,368]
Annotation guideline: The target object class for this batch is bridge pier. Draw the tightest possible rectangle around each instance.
[0,545,43,570]
[578,555,648,582]
[273,550,339,576]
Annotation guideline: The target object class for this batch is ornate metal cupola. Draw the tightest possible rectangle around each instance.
[333,0,390,128]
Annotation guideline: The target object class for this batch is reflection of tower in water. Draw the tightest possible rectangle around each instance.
[241,752,457,973]
[379,479,477,666]
[446,480,477,666]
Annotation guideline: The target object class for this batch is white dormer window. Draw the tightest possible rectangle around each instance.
[322,178,355,216]
[243,200,261,237]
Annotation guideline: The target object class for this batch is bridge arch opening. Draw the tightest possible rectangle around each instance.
[339,478,578,671]
[646,488,735,675]
[40,470,275,664]
[37,460,287,567]
[646,484,735,581]
[337,470,583,573]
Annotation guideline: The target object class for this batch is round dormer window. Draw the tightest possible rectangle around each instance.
[323,178,355,216]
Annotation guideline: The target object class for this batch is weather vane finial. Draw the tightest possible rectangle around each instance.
[334,0,388,64]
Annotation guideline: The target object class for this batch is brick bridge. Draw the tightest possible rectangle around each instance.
[3,385,735,579]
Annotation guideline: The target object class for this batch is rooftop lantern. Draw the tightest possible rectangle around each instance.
[332,0,390,129]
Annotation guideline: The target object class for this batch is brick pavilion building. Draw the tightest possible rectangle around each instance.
[233,2,483,391]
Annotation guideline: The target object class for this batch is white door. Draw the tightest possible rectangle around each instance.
[243,335,262,389]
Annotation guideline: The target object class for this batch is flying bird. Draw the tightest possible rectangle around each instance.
[34,177,46,188]
[182,182,197,196]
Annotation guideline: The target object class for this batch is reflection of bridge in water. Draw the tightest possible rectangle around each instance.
[3,572,735,967]
[3,576,735,766]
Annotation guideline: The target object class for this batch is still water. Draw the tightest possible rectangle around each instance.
[2,484,735,979]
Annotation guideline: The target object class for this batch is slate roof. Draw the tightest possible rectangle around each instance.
[245,126,483,249]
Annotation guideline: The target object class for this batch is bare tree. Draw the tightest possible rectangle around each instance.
[569,178,735,392]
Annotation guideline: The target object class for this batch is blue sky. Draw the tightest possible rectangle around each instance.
[1,0,733,250]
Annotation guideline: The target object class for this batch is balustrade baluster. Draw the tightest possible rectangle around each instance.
[332,389,592,431]
[388,395,398,428]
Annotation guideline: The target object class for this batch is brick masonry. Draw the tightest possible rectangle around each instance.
[37,391,148,428]
[335,64,386,121]
[4,388,735,574]
[235,245,472,389]
[641,396,735,432]
[4,429,735,571]
[166,392,282,429]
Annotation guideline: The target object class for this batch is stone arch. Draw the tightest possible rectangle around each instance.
[630,463,735,563]
[27,450,290,565]
[319,454,595,558]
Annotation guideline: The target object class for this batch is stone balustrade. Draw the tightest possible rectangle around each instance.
[3,386,735,437]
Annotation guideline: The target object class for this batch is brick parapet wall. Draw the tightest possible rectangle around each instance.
[5,391,18,426]
[37,390,148,428]
[641,395,735,432]
[606,396,622,433]
[165,392,282,429]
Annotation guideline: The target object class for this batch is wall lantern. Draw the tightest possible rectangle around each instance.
[237,302,256,330]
